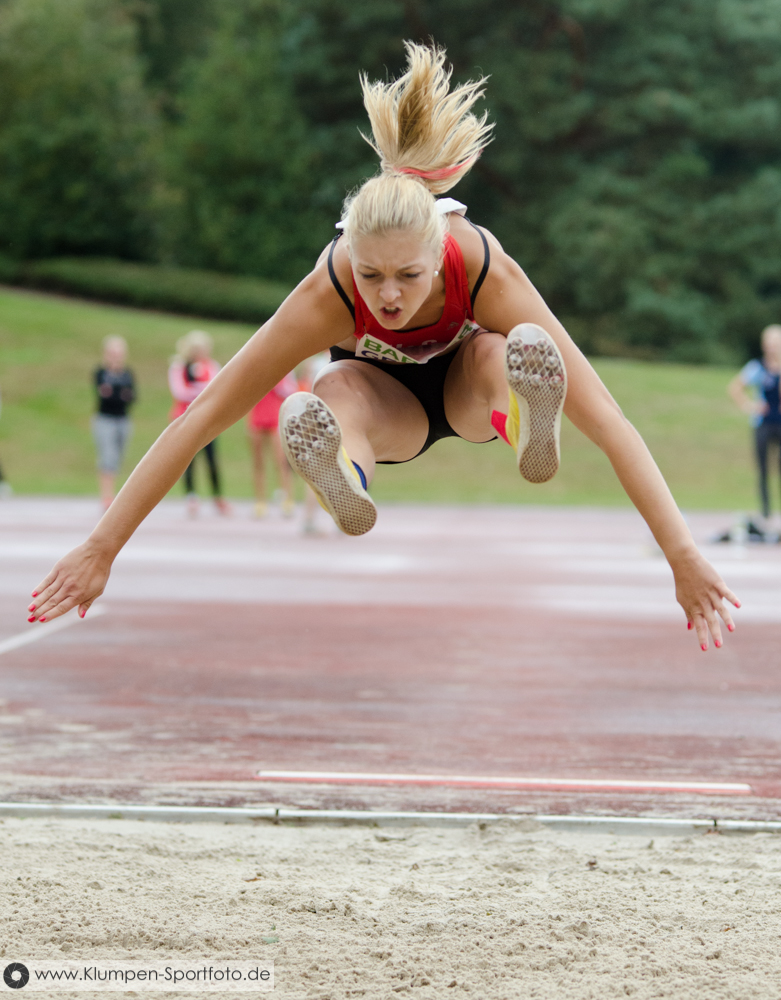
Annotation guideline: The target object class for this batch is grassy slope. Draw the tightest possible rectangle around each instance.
[0,285,759,509]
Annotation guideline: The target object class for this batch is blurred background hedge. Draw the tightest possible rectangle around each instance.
[2,0,781,360]
[9,257,292,323]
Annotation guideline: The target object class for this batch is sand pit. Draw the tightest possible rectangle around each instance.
[2,816,780,998]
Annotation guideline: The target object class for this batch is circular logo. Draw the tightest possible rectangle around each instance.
[3,964,29,990]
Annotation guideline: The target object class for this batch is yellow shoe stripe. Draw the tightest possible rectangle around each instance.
[341,447,363,487]
[505,391,520,450]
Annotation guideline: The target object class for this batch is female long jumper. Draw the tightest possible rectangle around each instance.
[28,43,738,652]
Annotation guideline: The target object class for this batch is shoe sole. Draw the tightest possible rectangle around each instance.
[279,392,377,537]
[504,324,567,484]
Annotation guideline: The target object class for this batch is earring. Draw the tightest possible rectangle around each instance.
[434,269,439,276]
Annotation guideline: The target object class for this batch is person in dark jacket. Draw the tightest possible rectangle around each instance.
[92,336,136,510]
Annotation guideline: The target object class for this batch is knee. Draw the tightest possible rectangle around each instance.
[315,365,373,411]
[314,366,355,396]
[458,333,506,386]
[466,332,505,369]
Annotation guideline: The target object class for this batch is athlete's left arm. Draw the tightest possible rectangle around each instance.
[472,240,740,651]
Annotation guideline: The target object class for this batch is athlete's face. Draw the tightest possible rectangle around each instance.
[351,232,440,330]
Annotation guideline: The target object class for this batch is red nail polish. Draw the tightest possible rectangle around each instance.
[39,616,46,623]
[28,605,35,612]
[701,643,707,651]
[736,601,742,609]
[728,624,735,632]
[715,640,722,648]
[27,616,35,623]
[31,592,38,597]
[687,622,692,630]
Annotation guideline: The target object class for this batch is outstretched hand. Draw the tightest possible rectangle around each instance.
[672,549,740,651]
[27,542,112,624]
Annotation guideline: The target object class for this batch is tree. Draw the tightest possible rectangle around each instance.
[0,0,161,260]
[169,0,333,282]
[261,0,781,360]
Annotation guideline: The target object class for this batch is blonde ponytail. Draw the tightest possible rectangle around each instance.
[342,42,493,255]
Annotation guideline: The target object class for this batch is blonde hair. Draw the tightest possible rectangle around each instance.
[102,335,127,354]
[762,324,781,347]
[175,330,213,364]
[342,42,493,255]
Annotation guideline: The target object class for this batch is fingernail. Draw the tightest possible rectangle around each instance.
[728,624,735,632]
[27,616,35,623]
[687,622,692,630]
[31,592,38,597]
[28,604,35,612]
[736,601,742,608]
[701,643,707,651]
[715,639,722,648]
[39,616,46,623]
[79,609,85,619]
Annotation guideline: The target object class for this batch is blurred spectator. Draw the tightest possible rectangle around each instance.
[93,336,135,510]
[0,387,10,498]
[169,330,230,518]
[247,373,298,519]
[729,325,781,528]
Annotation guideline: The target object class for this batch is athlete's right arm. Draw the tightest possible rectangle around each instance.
[28,260,354,624]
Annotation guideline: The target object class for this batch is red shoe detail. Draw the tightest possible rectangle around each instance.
[491,409,510,445]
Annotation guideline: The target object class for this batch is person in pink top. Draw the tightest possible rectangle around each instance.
[247,372,298,518]
[168,330,229,517]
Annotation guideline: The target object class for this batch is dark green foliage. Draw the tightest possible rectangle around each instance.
[168,0,333,283]
[2,0,781,359]
[22,257,292,323]
[119,0,218,115]
[0,0,160,261]
[265,0,781,362]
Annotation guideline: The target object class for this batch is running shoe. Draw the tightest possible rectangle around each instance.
[504,324,567,484]
[279,392,377,536]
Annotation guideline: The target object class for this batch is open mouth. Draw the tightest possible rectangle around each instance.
[380,306,402,320]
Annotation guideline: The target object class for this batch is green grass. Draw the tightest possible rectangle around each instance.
[0,284,759,509]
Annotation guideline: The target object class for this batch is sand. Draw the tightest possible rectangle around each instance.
[2,816,780,999]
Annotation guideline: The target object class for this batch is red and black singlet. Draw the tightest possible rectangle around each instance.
[327,209,490,365]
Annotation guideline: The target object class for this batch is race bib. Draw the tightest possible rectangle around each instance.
[355,318,480,365]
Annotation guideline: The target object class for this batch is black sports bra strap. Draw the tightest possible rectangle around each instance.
[328,234,355,322]
[468,221,491,311]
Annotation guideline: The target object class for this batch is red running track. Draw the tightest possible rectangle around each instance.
[0,498,779,819]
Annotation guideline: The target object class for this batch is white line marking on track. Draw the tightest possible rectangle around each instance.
[0,605,106,656]
[256,770,752,795]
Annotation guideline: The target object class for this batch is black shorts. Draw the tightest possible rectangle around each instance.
[329,345,496,463]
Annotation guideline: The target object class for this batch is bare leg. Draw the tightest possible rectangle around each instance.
[248,430,267,503]
[248,429,268,517]
[313,360,429,482]
[270,428,294,504]
[443,332,508,442]
[98,472,116,510]
[302,485,321,534]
